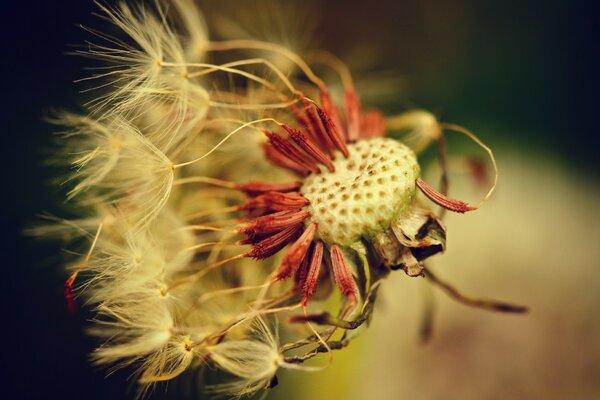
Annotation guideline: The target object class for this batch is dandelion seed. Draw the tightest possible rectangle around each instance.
[206,316,284,397]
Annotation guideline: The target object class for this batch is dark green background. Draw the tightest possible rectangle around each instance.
[1,1,597,399]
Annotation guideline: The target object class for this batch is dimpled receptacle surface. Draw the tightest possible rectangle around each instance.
[301,138,419,245]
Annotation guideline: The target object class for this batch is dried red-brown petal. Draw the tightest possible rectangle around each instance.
[319,84,346,141]
[264,131,320,174]
[344,88,361,142]
[264,143,310,176]
[330,244,357,305]
[275,223,318,281]
[246,224,303,260]
[291,102,327,155]
[301,240,323,305]
[238,209,310,238]
[301,98,336,156]
[294,249,311,292]
[236,181,302,196]
[416,178,477,213]
[316,106,349,157]
[239,191,309,212]
[282,124,335,172]
[360,110,386,139]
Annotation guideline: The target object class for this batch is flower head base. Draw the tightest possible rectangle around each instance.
[33,1,528,398]
[302,137,419,245]
[228,94,449,307]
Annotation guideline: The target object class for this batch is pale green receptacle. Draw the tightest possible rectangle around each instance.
[301,138,420,246]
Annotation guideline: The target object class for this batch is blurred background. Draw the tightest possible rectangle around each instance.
[2,0,598,399]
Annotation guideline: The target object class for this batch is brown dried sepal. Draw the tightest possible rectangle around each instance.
[374,207,446,276]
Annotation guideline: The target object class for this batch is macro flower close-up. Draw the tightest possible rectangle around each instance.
[4,1,598,399]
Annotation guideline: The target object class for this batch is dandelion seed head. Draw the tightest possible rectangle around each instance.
[32,0,515,396]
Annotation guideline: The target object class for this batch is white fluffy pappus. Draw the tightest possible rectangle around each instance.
[91,298,175,366]
[79,1,210,155]
[51,113,174,228]
[206,316,284,397]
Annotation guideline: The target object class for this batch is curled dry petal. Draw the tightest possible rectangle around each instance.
[416,178,477,213]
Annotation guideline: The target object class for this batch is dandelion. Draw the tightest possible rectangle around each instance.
[33,1,528,398]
